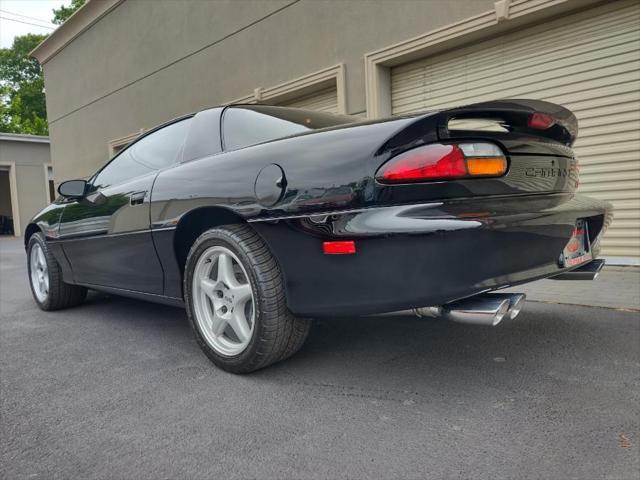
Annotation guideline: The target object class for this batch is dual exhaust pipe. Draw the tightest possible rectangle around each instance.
[379,260,604,326]
[382,293,526,326]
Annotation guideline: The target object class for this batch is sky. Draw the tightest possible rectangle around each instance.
[0,0,71,48]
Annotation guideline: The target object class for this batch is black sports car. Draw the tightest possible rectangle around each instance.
[26,100,612,372]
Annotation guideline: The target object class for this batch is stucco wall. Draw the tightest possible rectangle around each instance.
[41,0,493,182]
[0,140,51,234]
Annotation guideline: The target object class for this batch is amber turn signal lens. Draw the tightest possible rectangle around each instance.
[466,157,507,176]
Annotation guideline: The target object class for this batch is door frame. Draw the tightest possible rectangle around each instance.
[43,163,54,204]
[0,161,21,236]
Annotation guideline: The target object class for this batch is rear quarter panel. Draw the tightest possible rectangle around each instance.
[149,118,415,225]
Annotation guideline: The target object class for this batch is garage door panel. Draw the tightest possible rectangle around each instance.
[575,131,639,150]
[615,214,640,224]
[580,165,640,181]
[392,56,639,105]
[419,39,639,99]
[579,151,638,166]
[566,90,640,115]
[574,100,640,121]
[391,18,639,96]
[577,122,640,141]
[578,111,640,131]
[542,80,640,113]
[391,10,639,85]
[579,160,640,175]
[578,179,639,194]
[277,87,338,113]
[420,60,638,111]
[391,0,640,258]
[392,68,640,116]
[605,248,640,258]
[577,141,640,160]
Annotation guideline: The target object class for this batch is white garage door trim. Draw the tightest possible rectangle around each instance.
[108,128,146,157]
[277,86,340,113]
[0,161,21,236]
[228,63,346,114]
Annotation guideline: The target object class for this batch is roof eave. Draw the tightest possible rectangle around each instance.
[30,0,124,65]
[0,133,50,144]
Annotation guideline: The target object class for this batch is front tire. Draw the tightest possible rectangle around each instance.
[27,232,87,311]
[184,225,310,373]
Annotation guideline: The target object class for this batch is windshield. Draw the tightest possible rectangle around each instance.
[222,105,357,150]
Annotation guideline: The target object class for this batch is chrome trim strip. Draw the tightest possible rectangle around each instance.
[53,228,153,242]
[52,226,176,243]
[151,226,177,232]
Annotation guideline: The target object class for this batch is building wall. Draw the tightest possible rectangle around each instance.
[41,0,494,182]
[0,139,51,234]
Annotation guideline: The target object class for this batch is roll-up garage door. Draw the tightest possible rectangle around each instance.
[277,87,339,113]
[390,0,640,260]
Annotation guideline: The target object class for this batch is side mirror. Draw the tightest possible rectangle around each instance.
[58,179,88,198]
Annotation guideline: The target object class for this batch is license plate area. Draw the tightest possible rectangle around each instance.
[560,219,592,268]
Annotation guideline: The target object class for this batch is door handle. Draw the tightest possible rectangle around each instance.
[130,191,147,205]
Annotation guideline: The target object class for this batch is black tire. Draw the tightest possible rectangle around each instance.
[27,232,87,311]
[184,224,311,373]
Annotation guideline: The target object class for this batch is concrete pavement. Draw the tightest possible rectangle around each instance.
[504,265,640,311]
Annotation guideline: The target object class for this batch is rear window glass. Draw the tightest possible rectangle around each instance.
[222,105,356,150]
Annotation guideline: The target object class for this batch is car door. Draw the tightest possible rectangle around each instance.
[59,117,192,294]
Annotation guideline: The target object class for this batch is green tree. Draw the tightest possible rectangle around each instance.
[52,0,86,25]
[0,0,86,135]
[0,34,48,135]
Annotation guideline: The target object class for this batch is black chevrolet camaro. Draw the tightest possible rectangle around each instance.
[26,100,612,372]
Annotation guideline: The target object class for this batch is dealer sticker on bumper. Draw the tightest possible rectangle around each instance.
[561,219,592,268]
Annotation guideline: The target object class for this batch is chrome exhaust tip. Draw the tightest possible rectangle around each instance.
[442,295,511,326]
[484,293,527,320]
[441,293,527,325]
[373,293,526,325]
[506,293,526,320]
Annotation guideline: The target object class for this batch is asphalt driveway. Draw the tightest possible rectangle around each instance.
[1,237,639,479]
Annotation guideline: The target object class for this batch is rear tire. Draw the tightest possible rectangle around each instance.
[27,232,87,311]
[184,225,310,373]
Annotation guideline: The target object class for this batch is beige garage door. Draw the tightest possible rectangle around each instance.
[277,87,339,113]
[390,0,640,260]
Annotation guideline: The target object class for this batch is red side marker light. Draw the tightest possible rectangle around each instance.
[323,241,356,255]
[528,112,556,130]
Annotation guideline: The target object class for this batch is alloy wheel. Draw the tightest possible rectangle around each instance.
[30,243,49,302]
[191,245,255,356]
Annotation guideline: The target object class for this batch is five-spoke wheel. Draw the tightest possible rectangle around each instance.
[184,225,311,373]
[192,246,255,356]
[29,243,49,303]
[27,232,87,311]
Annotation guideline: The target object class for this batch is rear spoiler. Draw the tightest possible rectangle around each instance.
[436,99,578,147]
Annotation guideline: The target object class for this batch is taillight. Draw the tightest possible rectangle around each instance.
[376,142,507,183]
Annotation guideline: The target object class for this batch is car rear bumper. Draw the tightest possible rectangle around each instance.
[252,193,613,317]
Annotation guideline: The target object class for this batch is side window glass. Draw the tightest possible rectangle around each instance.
[93,118,192,189]
[222,108,308,150]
